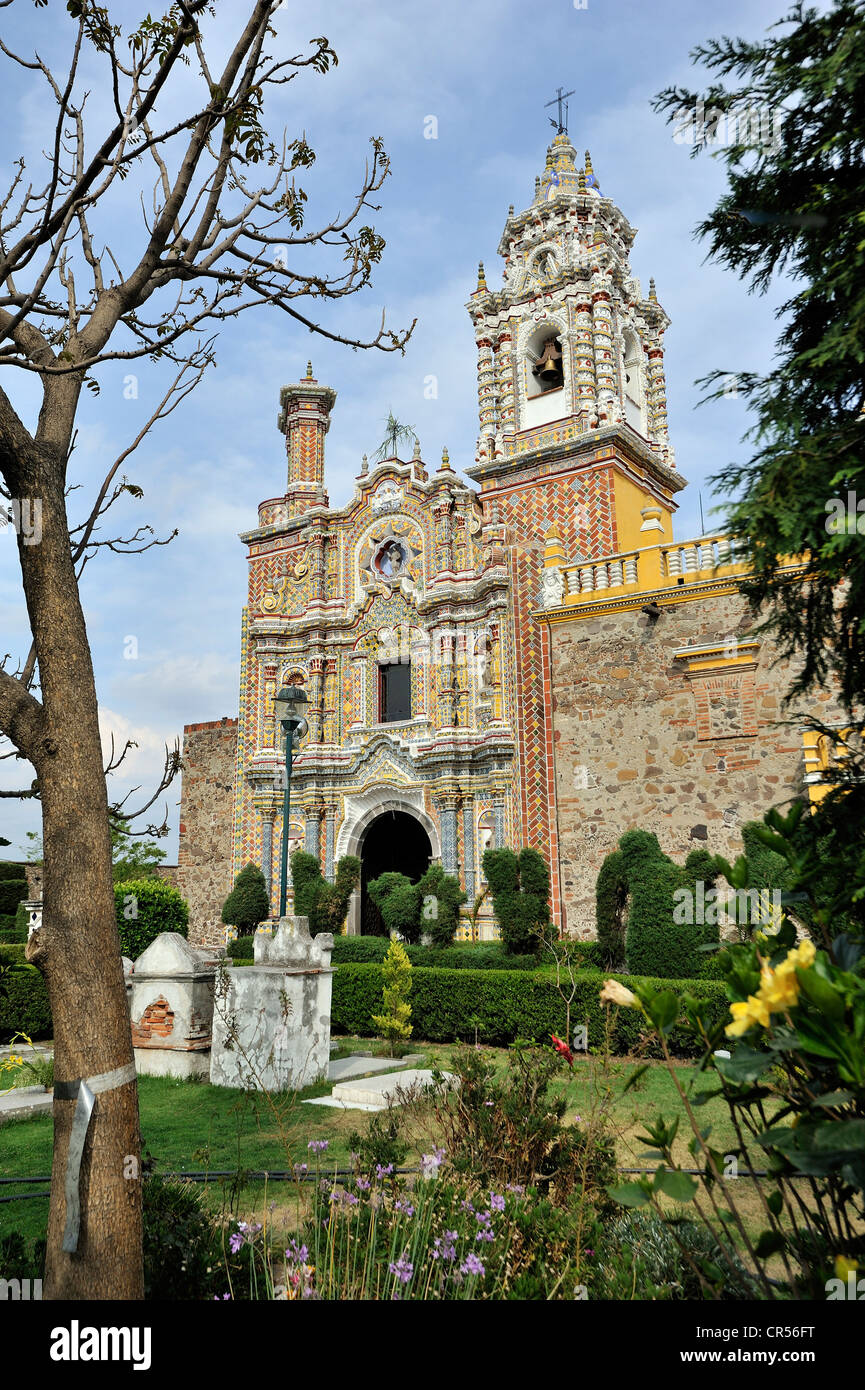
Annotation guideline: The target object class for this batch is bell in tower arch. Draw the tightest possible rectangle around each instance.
[532,336,564,392]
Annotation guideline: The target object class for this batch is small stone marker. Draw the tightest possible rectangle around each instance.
[305,1067,455,1112]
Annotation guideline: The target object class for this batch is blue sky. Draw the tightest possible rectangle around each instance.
[0,0,795,857]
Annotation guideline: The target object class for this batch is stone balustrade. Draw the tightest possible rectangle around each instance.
[553,533,740,609]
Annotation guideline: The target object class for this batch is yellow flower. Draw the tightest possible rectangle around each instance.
[725,993,771,1038]
[835,1255,858,1281]
[759,959,801,1012]
[600,979,637,1008]
[786,939,816,971]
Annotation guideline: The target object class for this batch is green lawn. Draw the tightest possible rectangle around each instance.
[0,1041,750,1250]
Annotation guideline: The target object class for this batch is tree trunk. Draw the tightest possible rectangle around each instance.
[20,443,143,1300]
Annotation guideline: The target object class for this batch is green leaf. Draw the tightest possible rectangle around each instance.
[653,1168,698,1202]
[647,990,679,1034]
[715,1046,771,1083]
[607,1182,650,1209]
[813,1090,854,1108]
[754,1230,785,1259]
[767,1189,783,1217]
[623,1064,650,1092]
[796,967,846,1022]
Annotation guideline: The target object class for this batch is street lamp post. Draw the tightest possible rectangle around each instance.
[274,684,309,919]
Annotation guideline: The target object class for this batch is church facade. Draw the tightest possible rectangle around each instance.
[173,132,830,946]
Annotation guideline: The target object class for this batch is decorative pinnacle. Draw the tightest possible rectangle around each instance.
[412,436,421,460]
[440,446,451,471]
[578,167,586,193]
[475,262,487,293]
[360,452,368,474]
[648,277,657,301]
[584,150,593,174]
[305,360,313,378]
[508,203,514,217]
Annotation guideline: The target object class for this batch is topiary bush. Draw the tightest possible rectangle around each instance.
[416,864,466,947]
[220,862,270,935]
[290,851,360,937]
[115,879,189,959]
[366,870,422,942]
[482,847,550,954]
[332,962,727,1056]
[595,831,720,980]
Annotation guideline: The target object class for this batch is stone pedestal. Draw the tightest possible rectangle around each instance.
[130,933,216,1079]
[209,915,334,1092]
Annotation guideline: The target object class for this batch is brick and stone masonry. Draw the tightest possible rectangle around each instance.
[171,717,238,946]
[544,588,842,937]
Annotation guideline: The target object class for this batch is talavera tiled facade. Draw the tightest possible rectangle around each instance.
[173,131,831,946]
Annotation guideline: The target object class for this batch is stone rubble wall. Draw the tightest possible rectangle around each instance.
[172,717,238,946]
[548,589,843,937]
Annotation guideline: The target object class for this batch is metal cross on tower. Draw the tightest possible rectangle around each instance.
[545,86,576,135]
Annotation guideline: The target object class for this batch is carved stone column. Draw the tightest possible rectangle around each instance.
[492,791,506,849]
[324,804,337,883]
[462,797,476,902]
[436,793,460,877]
[305,806,322,859]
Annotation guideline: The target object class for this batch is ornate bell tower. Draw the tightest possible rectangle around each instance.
[466,120,687,927]
[467,132,676,480]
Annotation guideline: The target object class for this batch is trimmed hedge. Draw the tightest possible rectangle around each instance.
[227,935,255,961]
[0,965,51,1041]
[0,879,28,916]
[0,861,27,883]
[115,879,189,959]
[0,943,26,966]
[330,937,540,971]
[332,963,728,1057]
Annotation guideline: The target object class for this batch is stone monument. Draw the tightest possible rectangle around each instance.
[209,915,334,1092]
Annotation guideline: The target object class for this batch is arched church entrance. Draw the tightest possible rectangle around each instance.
[359,810,433,936]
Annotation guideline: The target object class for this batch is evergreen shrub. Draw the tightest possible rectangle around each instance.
[220,863,270,936]
[291,851,360,937]
[115,879,189,959]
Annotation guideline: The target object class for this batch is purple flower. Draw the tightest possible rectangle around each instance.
[229,1231,243,1254]
[294,1162,308,1175]
[461,1253,485,1277]
[475,1227,495,1243]
[432,1233,457,1263]
[420,1149,444,1179]
[394,1199,415,1216]
[489,1192,506,1212]
[389,1253,414,1285]
[475,1210,492,1226]
[308,1139,329,1154]
[484,1100,494,1107]
[213,1292,231,1300]
[459,1198,475,1213]
[286,1240,309,1265]
[355,1176,371,1191]
[375,1163,394,1179]
[505,1183,525,1195]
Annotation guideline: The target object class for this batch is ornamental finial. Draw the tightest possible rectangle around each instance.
[475,262,487,293]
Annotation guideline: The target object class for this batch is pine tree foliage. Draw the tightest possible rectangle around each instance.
[653,1,865,716]
[371,938,413,1055]
[220,863,270,934]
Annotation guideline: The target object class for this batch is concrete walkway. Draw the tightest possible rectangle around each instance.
[0,1085,53,1122]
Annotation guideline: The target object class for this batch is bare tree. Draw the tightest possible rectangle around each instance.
[0,0,412,1299]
